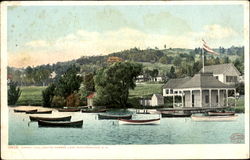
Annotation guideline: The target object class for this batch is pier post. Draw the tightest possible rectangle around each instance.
[190,90,193,107]
[181,91,184,107]
[226,89,228,107]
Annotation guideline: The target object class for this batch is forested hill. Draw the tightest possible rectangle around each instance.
[8,46,244,86]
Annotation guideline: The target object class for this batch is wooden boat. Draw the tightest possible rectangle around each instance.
[207,111,235,116]
[14,109,37,113]
[191,115,238,122]
[81,109,107,113]
[38,120,83,127]
[161,112,192,118]
[26,110,52,114]
[98,114,132,120]
[58,108,80,112]
[29,115,71,121]
[119,118,160,125]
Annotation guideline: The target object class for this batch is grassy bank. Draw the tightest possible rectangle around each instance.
[16,86,46,106]
[129,83,163,98]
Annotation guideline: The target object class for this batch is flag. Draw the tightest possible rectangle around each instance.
[202,39,219,55]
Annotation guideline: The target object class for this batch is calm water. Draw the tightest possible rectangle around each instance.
[9,107,245,145]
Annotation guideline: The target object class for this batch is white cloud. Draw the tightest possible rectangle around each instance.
[25,40,49,47]
[10,25,242,68]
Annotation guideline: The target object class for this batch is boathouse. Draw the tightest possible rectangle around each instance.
[163,72,236,108]
[200,63,241,85]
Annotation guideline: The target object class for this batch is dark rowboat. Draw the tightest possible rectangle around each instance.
[98,114,132,120]
[81,109,107,113]
[14,109,37,113]
[38,120,83,128]
[207,112,235,116]
[119,118,160,125]
[58,108,80,112]
[161,112,192,118]
[26,110,52,114]
[29,115,71,121]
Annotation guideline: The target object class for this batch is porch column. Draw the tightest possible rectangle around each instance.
[173,95,175,108]
[181,91,184,107]
[209,89,212,107]
[190,90,192,107]
[226,89,228,107]
[234,89,236,108]
[218,89,220,107]
[200,89,202,107]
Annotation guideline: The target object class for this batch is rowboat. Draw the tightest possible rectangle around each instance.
[38,120,83,127]
[26,110,52,114]
[29,115,71,121]
[191,115,238,122]
[81,109,107,113]
[207,111,235,116]
[58,108,80,112]
[161,112,192,118]
[118,118,160,125]
[98,114,132,120]
[14,109,37,113]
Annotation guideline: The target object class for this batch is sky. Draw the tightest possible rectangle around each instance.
[7,4,245,68]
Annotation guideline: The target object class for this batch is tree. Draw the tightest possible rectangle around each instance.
[42,83,56,107]
[8,81,22,105]
[167,66,176,79]
[83,72,95,92]
[55,65,83,98]
[173,56,182,67]
[94,61,142,107]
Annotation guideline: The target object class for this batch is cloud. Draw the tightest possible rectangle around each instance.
[9,25,241,68]
[25,40,49,47]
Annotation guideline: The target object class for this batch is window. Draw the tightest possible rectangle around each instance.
[166,89,169,94]
[226,76,237,82]
[205,95,209,103]
[174,91,178,94]
[170,89,173,94]
[215,76,219,80]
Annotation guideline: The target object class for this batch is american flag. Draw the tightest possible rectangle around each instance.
[202,39,219,55]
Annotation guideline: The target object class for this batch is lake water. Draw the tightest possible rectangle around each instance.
[9,107,245,145]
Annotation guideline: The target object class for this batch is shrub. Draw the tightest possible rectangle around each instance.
[8,81,22,105]
[66,93,80,107]
[51,96,66,108]
[42,83,55,107]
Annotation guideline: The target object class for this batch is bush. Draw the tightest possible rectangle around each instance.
[66,93,80,107]
[8,81,22,105]
[42,84,55,107]
[51,96,66,108]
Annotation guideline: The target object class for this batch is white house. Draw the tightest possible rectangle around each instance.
[200,63,241,85]
[163,72,236,108]
[151,94,164,106]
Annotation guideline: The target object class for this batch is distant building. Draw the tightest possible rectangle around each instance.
[151,94,164,106]
[86,93,95,107]
[200,63,241,85]
[163,72,236,108]
[151,76,166,82]
[107,56,123,63]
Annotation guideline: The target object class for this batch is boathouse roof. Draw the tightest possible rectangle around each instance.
[153,94,164,99]
[200,63,241,75]
[162,77,191,89]
[176,72,235,89]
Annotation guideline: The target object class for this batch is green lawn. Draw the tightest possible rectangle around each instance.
[16,86,46,106]
[129,83,163,98]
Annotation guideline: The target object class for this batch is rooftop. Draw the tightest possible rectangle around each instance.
[200,63,240,75]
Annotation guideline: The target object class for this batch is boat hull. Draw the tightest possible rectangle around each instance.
[119,118,160,125]
[38,120,83,128]
[192,115,238,121]
[58,109,80,112]
[29,116,71,121]
[98,114,132,120]
[26,110,52,114]
[207,112,235,116]
[81,109,107,113]
[161,113,192,118]
[14,109,37,113]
